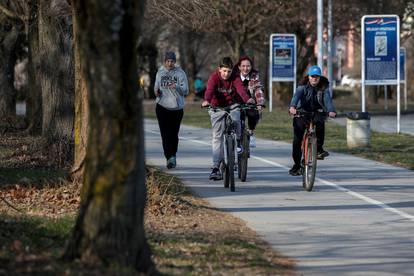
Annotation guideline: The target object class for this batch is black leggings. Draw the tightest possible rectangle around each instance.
[156,104,184,160]
[292,116,325,166]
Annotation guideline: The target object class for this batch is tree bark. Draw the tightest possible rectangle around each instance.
[65,0,154,273]
[38,0,74,155]
[26,0,43,135]
[71,1,88,184]
[0,23,18,119]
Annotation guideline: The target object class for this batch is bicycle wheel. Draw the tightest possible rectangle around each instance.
[238,131,249,182]
[302,132,317,191]
[223,135,229,188]
[227,136,236,192]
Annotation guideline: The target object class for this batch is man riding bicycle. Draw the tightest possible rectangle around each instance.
[201,57,255,180]
[288,65,336,176]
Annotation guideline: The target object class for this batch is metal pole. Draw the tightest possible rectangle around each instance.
[404,83,407,110]
[397,17,400,133]
[327,0,333,96]
[384,85,388,110]
[317,0,324,70]
[404,50,407,110]
[337,50,342,82]
[269,35,273,112]
[362,85,366,112]
[397,84,401,133]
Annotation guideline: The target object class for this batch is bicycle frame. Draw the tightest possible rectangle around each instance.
[296,110,326,191]
[207,105,240,192]
[238,104,258,182]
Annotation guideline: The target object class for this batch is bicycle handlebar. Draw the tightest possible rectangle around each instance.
[294,109,327,118]
[202,104,240,113]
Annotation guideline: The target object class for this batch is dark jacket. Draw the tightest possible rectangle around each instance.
[290,76,335,112]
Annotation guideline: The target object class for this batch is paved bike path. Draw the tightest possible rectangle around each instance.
[145,119,414,275]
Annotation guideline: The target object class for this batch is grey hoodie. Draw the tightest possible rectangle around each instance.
[154,65,189,110]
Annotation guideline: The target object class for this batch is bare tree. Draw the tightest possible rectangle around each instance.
[26,0,42,135]
[0,18,19,119]
[0,1,27,120]
[64,1,154,272]
[70,1,88,184]
[38,0,74,164]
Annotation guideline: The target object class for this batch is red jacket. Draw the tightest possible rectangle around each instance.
[204,70,250,107]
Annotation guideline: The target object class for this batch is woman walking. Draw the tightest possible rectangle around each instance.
[154,51,189,169]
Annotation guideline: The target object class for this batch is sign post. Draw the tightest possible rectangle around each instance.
[400,47,407,110]
[361,15,400,133]
[268,34,296,112]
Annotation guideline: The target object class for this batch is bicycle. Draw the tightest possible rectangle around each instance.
[205,105,240,192]
[295,110,327,192]
[238,104,258,182]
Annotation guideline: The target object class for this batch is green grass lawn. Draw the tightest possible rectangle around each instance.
[145,101,414,170]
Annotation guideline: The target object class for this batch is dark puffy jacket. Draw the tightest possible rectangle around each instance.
[290,76,335,112]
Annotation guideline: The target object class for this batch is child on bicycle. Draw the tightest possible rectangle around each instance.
[201,57,255,180]
[288,65,336,176]
[233,55,265,148]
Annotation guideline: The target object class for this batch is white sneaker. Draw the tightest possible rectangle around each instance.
[249,135,256,148]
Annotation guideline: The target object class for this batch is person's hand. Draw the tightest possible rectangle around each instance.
[328,111,336,118]
[201,100,210,107]
[155,89,161,97]
[257,105,263,112]
[289,106,297,115]
[246,98,255,104]
[168,82,176,89]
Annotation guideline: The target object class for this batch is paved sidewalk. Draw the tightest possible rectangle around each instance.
[334,114,414,135]
[145,119,414,275]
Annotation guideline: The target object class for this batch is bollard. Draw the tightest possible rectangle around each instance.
[346,112,371,148]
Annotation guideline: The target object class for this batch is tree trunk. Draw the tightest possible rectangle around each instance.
[0,24,18,119]
[38,0,74,163]
[71,1,88,184]
[179,31,196,97]
[26,0,42,135]
[147,43,158,99]
[65,0,154,273]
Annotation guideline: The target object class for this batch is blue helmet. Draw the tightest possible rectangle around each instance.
[308,65,322,76]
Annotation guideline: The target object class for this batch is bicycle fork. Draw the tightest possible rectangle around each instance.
[302,122,315,166]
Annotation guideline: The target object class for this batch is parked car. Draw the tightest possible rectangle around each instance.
[340,75,361,88]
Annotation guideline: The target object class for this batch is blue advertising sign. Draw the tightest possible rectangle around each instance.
[362,15,400,85]
[400,47,405,82]
[270,34,296,81]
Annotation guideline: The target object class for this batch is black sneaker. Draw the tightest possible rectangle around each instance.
[317,150,329,160]
[209,167,222,180]
[289,164,302,176]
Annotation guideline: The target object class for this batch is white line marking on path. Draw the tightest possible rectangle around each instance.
[146,129,414,222]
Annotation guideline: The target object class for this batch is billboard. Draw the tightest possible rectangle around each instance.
[270,34,296,81]
[362,15,400,85]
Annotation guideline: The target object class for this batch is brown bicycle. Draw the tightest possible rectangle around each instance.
[295,110,326,191]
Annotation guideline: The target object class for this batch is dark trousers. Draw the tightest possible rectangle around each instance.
[247,109,260,130]
[156,104,184,160]
[292,117,325,166]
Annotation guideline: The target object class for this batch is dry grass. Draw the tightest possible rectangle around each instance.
[0,132,296,275]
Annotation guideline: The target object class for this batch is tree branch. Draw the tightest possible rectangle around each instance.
[0,3,27,22]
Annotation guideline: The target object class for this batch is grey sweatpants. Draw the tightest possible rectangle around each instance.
[209,105,241,168]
